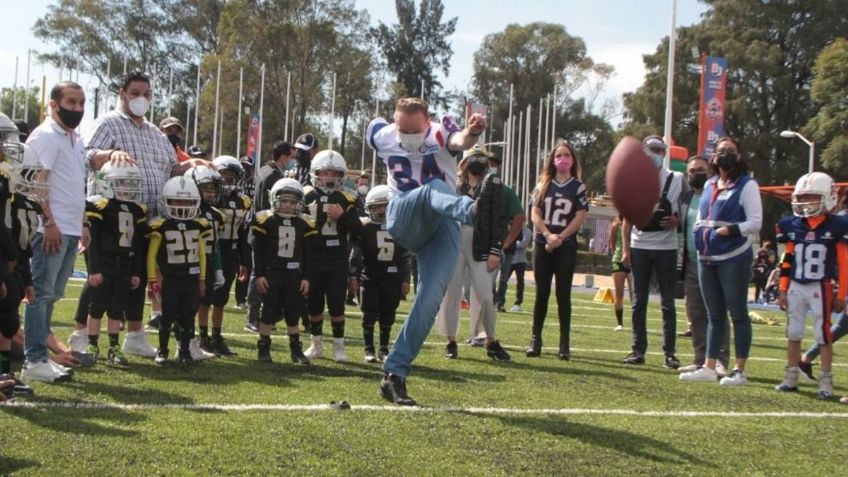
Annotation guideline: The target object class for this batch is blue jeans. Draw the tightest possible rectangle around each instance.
[805,312,848,360]
[630,248,677,355]
[698,257,753,360]
[382,179,474,378]
[24,233,80,363]
[494,251,515,307]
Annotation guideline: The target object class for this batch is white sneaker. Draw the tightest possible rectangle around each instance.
[679,366,718,382]
[68,329,88,353]
[304,335,323,359]
[21,360,70,383]
[122,331,157,358]
[509,304,521,313]
[775,366,799,392]
[715,362,728,378]
[48,359,73,375]
[186,339,216,361]
[677,364,700,373]
[818,372,834,400]
[333,338,348,362]
[720,368,749,386]
[614,325,624,332]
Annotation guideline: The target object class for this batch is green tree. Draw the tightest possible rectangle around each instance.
[804,37,848,171]
[1,87,43,131]
[372,0,457,106]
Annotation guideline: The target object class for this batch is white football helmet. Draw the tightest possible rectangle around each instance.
[269,178,304,218]
[365,184,391,224]
[95,161,142,202]
[792,172,837,218]
[161,176,201,220]
[12,144,50,202]
[0,113,23,164]
[185,165,222,205]
[212,155,244,195]
[309,150,347,194]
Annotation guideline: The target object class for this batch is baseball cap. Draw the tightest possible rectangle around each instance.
[295,133,318,151]
[642,135,667,151]
[159,117,183,131]
[462,144,492,160]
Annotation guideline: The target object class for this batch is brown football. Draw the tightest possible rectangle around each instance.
[605,136,660,229]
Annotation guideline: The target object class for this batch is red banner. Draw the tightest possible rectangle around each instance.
[697,56,728,158]
[245,113,260,163]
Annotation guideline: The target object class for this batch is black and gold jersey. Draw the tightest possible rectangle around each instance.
[249,210,317,278]
[147,217,211,279]
[5,192,42,259]
[197,203,224,260]
[349,218,411,284]
[85,196,148,274]
[304,187,362,268]
[217,193,252,242]
[0,174,18,265]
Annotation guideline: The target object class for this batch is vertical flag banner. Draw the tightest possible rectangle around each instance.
[246,113,260,163]
[698,56,728,158]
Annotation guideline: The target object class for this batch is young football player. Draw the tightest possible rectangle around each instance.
[185,165,224,360]
[251,178,314,363]
[349,185,411,362]
[210,155,252,355]
[84,161,147,365]
[775,172,848,399]
[147,177,211,365]
[302,150,363,361]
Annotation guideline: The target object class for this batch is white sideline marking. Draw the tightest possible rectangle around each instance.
[3,400,847,418]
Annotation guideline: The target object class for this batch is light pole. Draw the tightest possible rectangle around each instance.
[780,130,815,174]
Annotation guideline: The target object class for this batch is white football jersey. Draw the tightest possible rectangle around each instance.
[366,115,461,197]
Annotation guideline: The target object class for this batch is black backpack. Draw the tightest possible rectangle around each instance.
[639,173,675,232]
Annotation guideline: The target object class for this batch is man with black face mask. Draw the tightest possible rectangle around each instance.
[291,133,319,186]
[159,117,189,163]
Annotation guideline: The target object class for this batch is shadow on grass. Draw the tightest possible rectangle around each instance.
[487,413,714,467]
[456,356,638,382]
[1,403,144,437]
[568,355,682,377]
[0,456,39,474]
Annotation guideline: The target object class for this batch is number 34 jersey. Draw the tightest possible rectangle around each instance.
[249,211,317,278]
[775,214,848,284]
[530,177,589,245]
[147,217,212,279]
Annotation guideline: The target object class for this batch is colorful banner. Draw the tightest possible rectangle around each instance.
[245,112,260,163]
[697,56,728,159]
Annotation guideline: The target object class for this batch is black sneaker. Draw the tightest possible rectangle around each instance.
[345,297,358,306]
[526,336,542,357]
[244,322,259,333]
[474,172,504,235]
[147,315,161,330]
[623,352,645,365]
[257,338,272,362]
[678,329,693,338]
[154,349,169,365]
[212,335,237,356]
[12,376,34,396]
[496,304,506,313]
[378,346,390,362]
[444,341,458,359]
[664,354,681,369]
[380,373,417,406]
[199,335,215,354]
[486,340,511,362]
[290,341,310,365]
[178,349,195,365]
[557,345,570,361]
[364,346,378,363]
[798,360,816,381]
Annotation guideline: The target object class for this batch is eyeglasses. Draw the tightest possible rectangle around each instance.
[466,155,488,164]
[716,147,738,154]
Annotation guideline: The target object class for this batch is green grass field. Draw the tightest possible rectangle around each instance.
[3,276,848,476]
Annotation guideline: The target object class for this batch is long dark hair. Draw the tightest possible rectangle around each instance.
[535,140,582,202]
[709,136,749,181]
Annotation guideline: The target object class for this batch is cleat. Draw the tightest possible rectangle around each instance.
[557,344,570,361]
[212,334,237,356]
[332,338,348,362]
[380,373,416,406]
[178,349,195,365]
[818,372,834,400]
[364,347,378,363]
[444,341,458,359]
[304,335,323,359]
[798,360,815,381]
[486,340,511,362]
[467,337,485,348]
[664,354,681,370]
[243,322,259,333]
[146,314,162,330]
[11,376,34,396]
[623,352,645,365]
[122,331,157,358]
[378,346,390,362]
[526,336,542,357]
[775,366,800,392]
[154,349,169,365]
[107,346,128,366]
[257,338,272,362]
[86,344,100,362]
[290,341,310,365]
[198,335,215,354]
[188,338,216,361]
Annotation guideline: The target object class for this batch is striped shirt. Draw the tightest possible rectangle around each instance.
[83,109,177,216]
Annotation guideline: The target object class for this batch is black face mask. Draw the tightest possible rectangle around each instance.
[688,172,708,189]
[57,106,84,129]
[167,133,182,147]
[716,151,738,171]
[467,162,487,176]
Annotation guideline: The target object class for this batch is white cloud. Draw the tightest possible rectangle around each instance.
[589,41,656,98]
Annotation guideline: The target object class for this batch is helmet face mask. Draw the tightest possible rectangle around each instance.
[161,177,201,220]
[366,202,387,224]
[166,198,200,219]
[16,165,50,202]
[365,184,392,224]
[309,150,348,194]
[185,165,222,205]
[97,162,142,202]
[112,177,141,202]
[792,193,825,218]
[219,170,239,195]
[792,172,837,218]
[212,155,244,196]
[314,169,344,194]
[273,193,302,217]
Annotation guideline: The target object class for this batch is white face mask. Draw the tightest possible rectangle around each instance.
[357,185,369,195]
[488,167,499,176]
[128,96,150,117]
[398,131,426,153]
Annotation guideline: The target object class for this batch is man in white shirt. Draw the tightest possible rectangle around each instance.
[21,81,90,383]
[367,98,489,405]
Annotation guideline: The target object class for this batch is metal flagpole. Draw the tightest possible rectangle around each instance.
[420,79,425,100]
[515,111,523,189]
[524,104,532,212]
[544,94,551,157]
[149,65,156,123]
[257,64,266,176]
[212,60,222,157]
[505,83,514,180]
[24,50,31,123]
[551,84,558,148]
[236,67,244,158]
[284,71,291,141]
[218,106,225,156]
[123,57,127,75]
[662,0,678,169]
[193,64,201,146]
[167,68,174,117]
[185,101,192,147]
[537,97,544,185]
[12,56,18,120]
[105,59,111,114]
[371,99,379,185]
[328,72,337,151]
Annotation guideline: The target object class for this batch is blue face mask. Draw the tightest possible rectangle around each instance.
[651,153,664,169]
[287,159,298,170]
[489,167,499,176]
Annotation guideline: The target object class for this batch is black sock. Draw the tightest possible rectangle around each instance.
[309,321,323,336]
[158,328,170,353]
[379,326,392,348]
[200,326,209,338]
[212,327,222,337]
[615,308,623,326]
[362,325,374,349]
[179,326,193,351]
[288,334,299,346]
[0,350,11,374]
[88,335,99,347]
[108,333,119,347]
[331,320,345,339]
[259,334,271,344]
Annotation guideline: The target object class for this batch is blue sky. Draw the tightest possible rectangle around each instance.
[1,0,707,127]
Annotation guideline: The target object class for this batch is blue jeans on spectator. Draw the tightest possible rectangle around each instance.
[630,248,678,356]
[382,179,474,378]
[698,257,753,360]
[24,233,79,363]
[805,312,848,360]
[494,251,515,307]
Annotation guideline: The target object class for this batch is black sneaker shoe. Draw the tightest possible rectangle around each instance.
[199,335,214,354]
[623,352,645,365]
[212,335,237,357]
[678,329,693,338]
[154,349,169,365]
[664,354,681,369]
[345,297,358,306]
[146,315,161,330]
[290,341,310,365]
[474,172,504,235]
[378,346,390,362]
[12,376,34,396]
[178,349,195,365]
[486,340,511,362]
[526,335,542,357]
[257,338,272,362]
[244,322,259,333]
[496,303,506,313]
[444,341,458,359]
[798,360,816,381]
[557,345,570,361]
[380,373,417,406]
[364,346,378,363]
